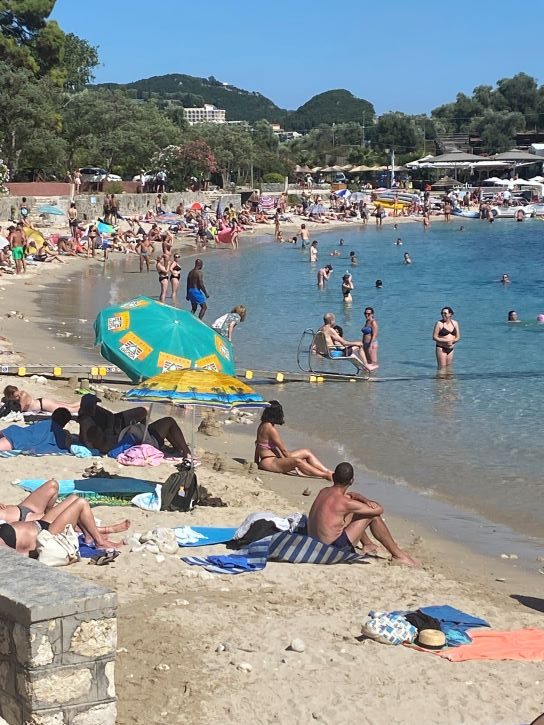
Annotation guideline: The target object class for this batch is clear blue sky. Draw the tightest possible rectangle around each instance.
[52,0,542,115]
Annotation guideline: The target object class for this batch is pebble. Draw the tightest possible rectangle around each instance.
[237,662,253,672]
[302,488,312,496]
[496,577,506,582]
[116,647,128,653]
[174,599,189,606]
[287,638,306,653]
[215,644,225,653]
[155,663,170,672]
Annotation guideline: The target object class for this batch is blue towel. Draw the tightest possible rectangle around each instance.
[182,530,366,574]
[207,555,257,571]
[176,527,237,547]
[18,477,156,497]
[77,535,106,559]
[420,605,490,631]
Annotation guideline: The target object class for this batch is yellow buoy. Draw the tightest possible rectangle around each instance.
[53,367,62,377]
[276,372,284,382]
[90,367,99,376]
[98,367,107,377]
[245,370,254,380]
[17,367,26,377]
[309,375,317,383]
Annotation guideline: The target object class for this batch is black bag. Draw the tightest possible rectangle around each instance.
[160,468,199,512]
[0,398,21,418]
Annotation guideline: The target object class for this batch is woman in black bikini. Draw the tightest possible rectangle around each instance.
[432,306,460,368]
[169,253,182,305]
[156,254,171,303]
[254,401,333,480]
[0,494,127,555]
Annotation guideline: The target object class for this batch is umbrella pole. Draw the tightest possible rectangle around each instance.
[143,402,152,441]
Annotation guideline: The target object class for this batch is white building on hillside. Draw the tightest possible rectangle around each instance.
[183,104,226,125]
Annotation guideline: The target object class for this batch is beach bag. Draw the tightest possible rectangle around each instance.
[361,611,417,646]
[37,525,80,567]
[160,468,199,512]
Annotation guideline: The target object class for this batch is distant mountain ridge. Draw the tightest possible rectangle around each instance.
[95,73,375,128]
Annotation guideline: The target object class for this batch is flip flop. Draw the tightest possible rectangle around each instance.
[89,550,120,566]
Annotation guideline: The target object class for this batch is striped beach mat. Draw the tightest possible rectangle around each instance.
[181,530,367,574]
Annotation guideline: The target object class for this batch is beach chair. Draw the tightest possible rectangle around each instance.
[297,329,365,375]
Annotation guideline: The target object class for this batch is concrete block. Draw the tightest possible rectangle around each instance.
[23,665,97,709]
[13,620,62,667]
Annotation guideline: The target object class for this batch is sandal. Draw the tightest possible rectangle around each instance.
[89,550,120,566]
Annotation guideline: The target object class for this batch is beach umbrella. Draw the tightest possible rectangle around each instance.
[190,202,204,211]
[259,196,276,209]
[36,205,64,216]
[123,369,268,411]
[94,296,236,383]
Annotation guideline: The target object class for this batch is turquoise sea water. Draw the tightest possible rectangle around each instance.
[43,219,544,539]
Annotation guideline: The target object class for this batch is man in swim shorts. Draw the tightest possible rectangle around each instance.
[308,462,418,566]
[9,223,26,274]
[186,258,209,319]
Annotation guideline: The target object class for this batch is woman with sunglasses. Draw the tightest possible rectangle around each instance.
[432,306,460,368]
[362,307,379,365]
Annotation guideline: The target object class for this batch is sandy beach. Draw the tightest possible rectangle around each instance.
[0,215,543,724]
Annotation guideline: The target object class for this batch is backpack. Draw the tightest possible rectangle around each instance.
[160,467,199,512]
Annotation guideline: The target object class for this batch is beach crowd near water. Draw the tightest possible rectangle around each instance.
[0,181,544,724]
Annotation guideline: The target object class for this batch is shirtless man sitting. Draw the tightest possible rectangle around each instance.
[319,313,378,372]
[308,462,418,566]
[3,385,81,415]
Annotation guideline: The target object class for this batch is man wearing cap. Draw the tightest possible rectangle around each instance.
[308,462,418,566]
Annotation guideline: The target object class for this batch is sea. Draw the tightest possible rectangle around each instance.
[40,218,544,560]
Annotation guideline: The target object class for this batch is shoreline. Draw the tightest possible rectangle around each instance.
[1,216,543,566]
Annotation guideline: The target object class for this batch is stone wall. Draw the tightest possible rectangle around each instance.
[0,550,117,725]
[0,192,242,222]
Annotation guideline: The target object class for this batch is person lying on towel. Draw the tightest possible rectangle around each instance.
[0,408,72,454]
[308,461,418,566]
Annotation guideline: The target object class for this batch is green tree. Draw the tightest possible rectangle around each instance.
[62,32,99,91]
[62,90,183,176]
[469,110,526,153]
[0,61,63,176]
[190,124,254,187]
[373,112,421,153]
[496,73,539,126]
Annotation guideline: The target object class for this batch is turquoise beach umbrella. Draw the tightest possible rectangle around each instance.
[94,296,236,382]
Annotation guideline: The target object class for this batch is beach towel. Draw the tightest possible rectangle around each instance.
[17,477,156,498]
[181,530,367,574]
[437,628,544,662]
[175,526,237,547]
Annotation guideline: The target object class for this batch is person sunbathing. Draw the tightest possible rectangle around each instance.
[3,385,81,415]
[308,461,418,566]
[0,494,126,555]
[255,400,333,480]
[0,407,72,453]
[0,479,130,539]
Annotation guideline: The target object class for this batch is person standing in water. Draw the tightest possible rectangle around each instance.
[362,307,379,365]
[300,223,309,247]
[309,240,318,263]
[317,264,333,287]
[169,253,182,304]
[341,273,354,303]
[432,306,460,369]
[186,258,209,319]
[156,254,171,304]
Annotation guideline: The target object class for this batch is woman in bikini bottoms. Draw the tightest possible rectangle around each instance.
[156,254,171,303]
[169,254,182,304]
[432,306,460,369]
[254,401,333,480]
[0,490,129,556]
[3,385,81,414]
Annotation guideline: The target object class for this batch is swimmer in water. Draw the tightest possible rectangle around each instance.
[317,264,333,287]
[375,279,383,289]
[330,250,341,257]
[507,310,520,323]
[394,238,403,246]
[403,252,412,265]
[349,251,358,266]
[338,238,344,246]
[537,314,544,323]
[341,273,354,303]
[459,226,464,232]
[501,273,511,284]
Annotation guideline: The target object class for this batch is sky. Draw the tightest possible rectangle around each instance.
[52,0,542,115]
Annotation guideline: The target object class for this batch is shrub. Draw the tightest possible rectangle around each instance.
[104,181,124,195]
[262,172,285,184]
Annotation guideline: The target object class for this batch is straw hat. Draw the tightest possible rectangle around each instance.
[416,629,446,650]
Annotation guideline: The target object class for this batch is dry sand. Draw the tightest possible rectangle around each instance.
[0,214,543,724]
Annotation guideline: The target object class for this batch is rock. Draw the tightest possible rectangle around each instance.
[496,577,506,582]
[237,662,253,672]
[222,642,234,652]
[287,639,306,653]
[500,554,510,559]
[302,487,312,496]
[155,663,170,672]
[215,644,225,653]
[509,554,518,560]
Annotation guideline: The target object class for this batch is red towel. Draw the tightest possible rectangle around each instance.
[438,628,544,662]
